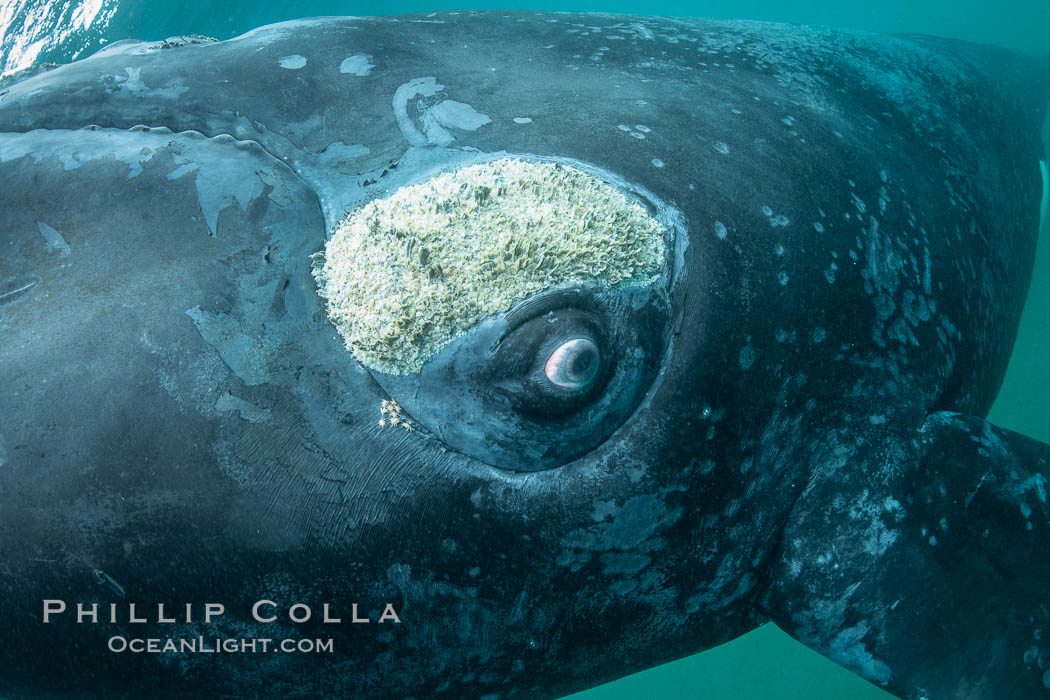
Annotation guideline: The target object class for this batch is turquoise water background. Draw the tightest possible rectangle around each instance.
[2,1,1047,698]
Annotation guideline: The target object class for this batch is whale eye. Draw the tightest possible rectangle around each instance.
[364,287,668,471]
[545,338,600,390]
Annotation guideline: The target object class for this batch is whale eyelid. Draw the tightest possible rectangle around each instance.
[494,287,597,346]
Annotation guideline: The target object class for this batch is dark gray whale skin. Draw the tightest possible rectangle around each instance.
[0,10,1048,699]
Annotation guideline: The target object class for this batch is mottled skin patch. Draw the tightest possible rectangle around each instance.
[0,10,1048,700]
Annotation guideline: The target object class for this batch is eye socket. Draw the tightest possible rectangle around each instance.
[492,307,612,418]
[544,337,601,390]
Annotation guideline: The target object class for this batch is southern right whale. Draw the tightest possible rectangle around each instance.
[0,11,1048,699]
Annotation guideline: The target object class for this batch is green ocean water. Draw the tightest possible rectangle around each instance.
[1,0,1047,698]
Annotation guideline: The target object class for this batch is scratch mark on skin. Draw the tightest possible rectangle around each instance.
[0,274,39,305]
[93,568,126,598]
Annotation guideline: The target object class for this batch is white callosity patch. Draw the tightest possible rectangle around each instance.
[339,54,374,76]
[278,54,307,70]
[315,158,666,374]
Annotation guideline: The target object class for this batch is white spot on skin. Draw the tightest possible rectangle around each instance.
[651,158,664,168]
[279,55,307,69]
[778,271,789,285]
[339,54,374,76]
[814,222,825,233]
[714,221,728,240]
[713,141,729,155]
[512,117,532,124]
[635,125,651,133]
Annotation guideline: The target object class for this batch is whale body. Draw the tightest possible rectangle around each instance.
[0,11,1049,699]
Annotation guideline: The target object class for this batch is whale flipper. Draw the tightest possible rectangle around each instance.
[764,412,1050,698]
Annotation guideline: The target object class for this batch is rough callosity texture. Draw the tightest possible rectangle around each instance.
[314,158,666,373]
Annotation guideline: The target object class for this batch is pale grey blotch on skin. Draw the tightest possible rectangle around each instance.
[339,53,374,75]
[278,54,307,69]
[36,221,69,255]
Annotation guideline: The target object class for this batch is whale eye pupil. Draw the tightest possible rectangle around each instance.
[544,338,600,389]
